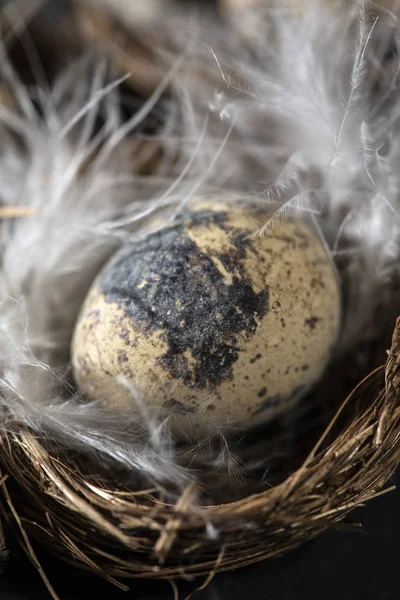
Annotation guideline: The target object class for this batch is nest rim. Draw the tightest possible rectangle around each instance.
[0,318,400,597]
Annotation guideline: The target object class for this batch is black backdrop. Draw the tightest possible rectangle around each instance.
[1,468,399,600]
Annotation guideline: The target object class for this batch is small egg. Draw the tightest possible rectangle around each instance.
[72,200,341,434]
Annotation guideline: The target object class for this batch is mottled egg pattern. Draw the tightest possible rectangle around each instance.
[72,201,341,432]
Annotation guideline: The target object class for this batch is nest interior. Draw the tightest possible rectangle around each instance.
[1,329,399,589]
[1,0,400,597]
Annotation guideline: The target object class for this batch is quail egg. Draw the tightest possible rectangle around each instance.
[72,199,341,434]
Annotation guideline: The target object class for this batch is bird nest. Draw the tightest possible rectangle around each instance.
[1,322,400,597]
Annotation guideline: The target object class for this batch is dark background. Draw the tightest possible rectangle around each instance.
[1,468,399,600]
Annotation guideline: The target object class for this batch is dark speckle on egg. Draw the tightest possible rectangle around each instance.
[100,209,269,389]
[253,394,284,416]
[250,353,262,364]
[304,316,320,331]
[163,398,195,414]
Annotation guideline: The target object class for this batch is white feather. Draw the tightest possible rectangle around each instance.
[0,0,399,491]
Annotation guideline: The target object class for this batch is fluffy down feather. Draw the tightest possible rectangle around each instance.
[0,0,399,492]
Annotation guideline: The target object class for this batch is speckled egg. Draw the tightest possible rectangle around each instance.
[72,200,341,434]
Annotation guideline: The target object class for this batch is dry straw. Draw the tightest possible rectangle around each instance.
[1,321,400,597]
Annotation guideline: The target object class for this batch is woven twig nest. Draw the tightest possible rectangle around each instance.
[1,325,399,594]
[1,0,400,597]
